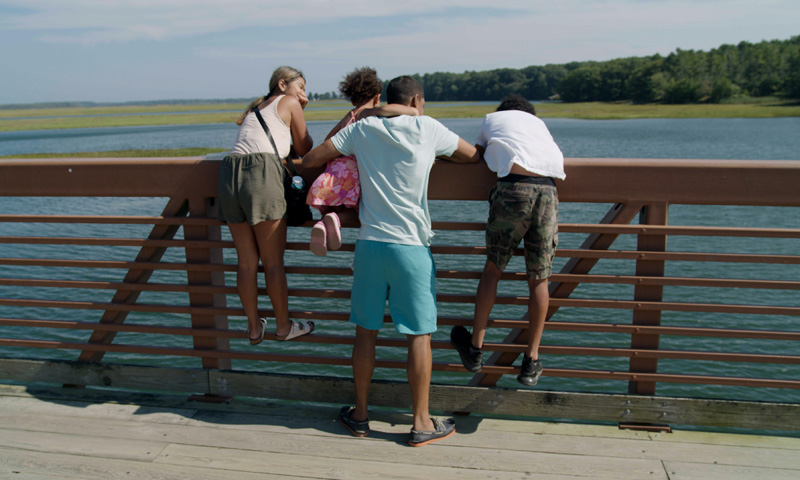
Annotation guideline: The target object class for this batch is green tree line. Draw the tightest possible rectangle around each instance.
[411,36,800,104]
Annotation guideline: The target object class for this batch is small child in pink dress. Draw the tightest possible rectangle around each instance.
[306,67,415,256]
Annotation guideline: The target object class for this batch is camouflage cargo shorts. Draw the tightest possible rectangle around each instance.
[485,180,559,280]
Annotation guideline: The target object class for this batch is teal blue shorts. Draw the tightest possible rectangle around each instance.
[350,240,437,335]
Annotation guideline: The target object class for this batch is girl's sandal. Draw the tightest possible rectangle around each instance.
[247,318,268,345]
[275,319,315,341]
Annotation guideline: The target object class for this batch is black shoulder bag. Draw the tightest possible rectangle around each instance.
[253,106,312,226]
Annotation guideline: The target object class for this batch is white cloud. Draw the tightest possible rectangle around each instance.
[2,0,509,44]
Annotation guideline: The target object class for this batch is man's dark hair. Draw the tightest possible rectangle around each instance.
[386,76,424,105]
[496,93,536,116]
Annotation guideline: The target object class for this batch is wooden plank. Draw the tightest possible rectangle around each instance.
[2,384,798,479]
[184,196,230,370]
[556,158,800,206]
[4,157,800,205]
[629,202,668,394]
[557,223,800,238]
[447,428,800,469]
[0,214,219,225]
[0,358,208,393]
[0,447,287,480]
[6,407,795,470]
[0,406,661,479]
[0,429,164,461]
[209,369,800,431]
[0,397,197,424]
[155,441,666,480]
[662,460,800,480]
[647,430,800,449]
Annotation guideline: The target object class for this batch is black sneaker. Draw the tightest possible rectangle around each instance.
[450,325,482,373]
[408,418,456,447]
[339,406,369,437]
[517,356,543,386]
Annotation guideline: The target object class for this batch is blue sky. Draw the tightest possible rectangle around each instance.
[1,0,798,105]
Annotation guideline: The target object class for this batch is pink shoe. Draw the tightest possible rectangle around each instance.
[310,221,327,256]
[323,212,342,251]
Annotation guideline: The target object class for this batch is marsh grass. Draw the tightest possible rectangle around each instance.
[533,100,800,119]
[1,99,798,132]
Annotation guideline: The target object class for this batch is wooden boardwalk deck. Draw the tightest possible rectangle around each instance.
[1,384,798,480]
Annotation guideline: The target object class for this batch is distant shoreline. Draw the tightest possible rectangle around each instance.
[0,99,798,132]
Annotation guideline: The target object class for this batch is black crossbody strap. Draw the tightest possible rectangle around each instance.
[253,106,301,177]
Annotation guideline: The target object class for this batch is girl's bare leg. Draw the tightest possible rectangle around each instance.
[228,222,263,340]
[252,219,291,336]
[332,206,358,226]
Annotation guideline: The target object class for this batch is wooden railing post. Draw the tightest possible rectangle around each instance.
[184,196,230,370]
[628,203,668,395]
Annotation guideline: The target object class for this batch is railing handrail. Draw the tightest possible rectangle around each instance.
[3,157,800,205]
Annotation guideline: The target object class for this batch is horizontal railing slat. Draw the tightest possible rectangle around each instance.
[0,215,219,225]
[3,293,799,317]
[6,316,799,341]
[559,223,800,238]
[4,272,799,291]
[6,215,799,238]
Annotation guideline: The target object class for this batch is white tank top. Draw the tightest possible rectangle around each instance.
[231,95,292,157]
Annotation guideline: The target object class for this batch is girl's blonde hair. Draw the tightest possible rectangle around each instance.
[237,66,305,125]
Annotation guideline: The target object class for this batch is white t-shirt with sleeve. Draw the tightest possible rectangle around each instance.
[476,110,566,180]
[331,115,459,247]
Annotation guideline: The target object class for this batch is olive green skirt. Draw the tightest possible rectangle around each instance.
[217,152,286,225]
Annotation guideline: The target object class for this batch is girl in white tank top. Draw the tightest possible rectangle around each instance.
[217,66,314,345]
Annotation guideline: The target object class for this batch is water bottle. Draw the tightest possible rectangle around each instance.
[291,176,304,190]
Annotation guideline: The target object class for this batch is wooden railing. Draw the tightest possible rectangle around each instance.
[1,157,799,432]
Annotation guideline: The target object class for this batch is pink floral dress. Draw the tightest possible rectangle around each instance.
[306,111,360,211]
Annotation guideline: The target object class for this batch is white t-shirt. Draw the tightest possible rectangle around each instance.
[476,110,566,180]
[331,115,459,247]
[231,95,292,158]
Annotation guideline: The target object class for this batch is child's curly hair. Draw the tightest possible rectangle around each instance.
[497,93,536,116]
[339,67,383,106]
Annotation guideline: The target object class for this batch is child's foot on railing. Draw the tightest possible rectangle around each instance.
[310,221,327,256]
[323,212,342,251]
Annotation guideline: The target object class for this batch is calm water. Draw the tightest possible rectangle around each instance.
[2,117,799,159]
[1,117,799,405]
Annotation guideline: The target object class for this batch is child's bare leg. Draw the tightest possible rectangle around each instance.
[333,206,358,226]
[525,278,549,359]
[472,260,503,349]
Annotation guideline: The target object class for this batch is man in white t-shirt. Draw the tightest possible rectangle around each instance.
[450,93,565,387]
[303,76,479,446]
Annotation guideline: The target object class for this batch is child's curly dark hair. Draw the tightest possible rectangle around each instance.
[497,93,536,116]
[339,67,383,106]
